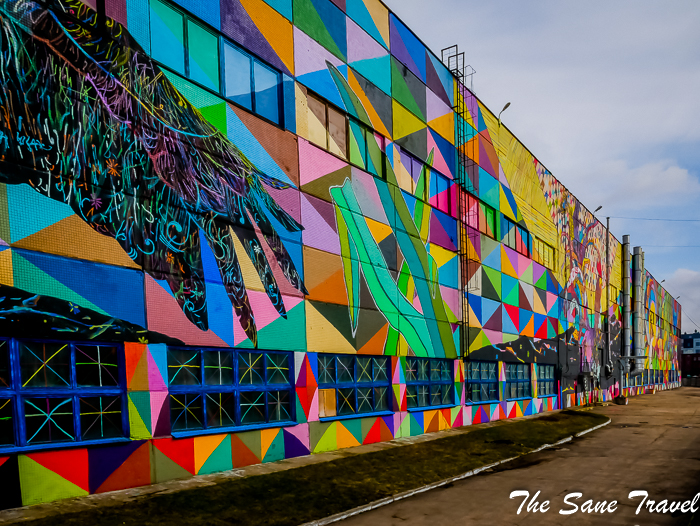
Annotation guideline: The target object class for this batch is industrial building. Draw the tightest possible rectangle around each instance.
[0,0,681,508]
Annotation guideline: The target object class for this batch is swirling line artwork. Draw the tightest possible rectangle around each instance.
[0,0,306,345]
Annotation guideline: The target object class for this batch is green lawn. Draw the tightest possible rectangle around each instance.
[21,410,608,526]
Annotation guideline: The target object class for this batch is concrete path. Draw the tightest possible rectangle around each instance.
[341,388,700,526]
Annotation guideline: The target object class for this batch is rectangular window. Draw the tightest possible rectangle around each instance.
[643,370,649,385]
[306,93,348,160]
[317,355,391,418]
[465,193,479,229]
[167,348,293,432]
[224,41,282,125]
[465,361,498,403]
[0,339,126,449]
[405,358,454,409]
[505,363,531,400]
[187,20,220,91]
[399,149,428,197]
[479,203,495,238]
[150,0,186,75]
[349,118,386,178]
[537,364,555,397]
[533,237,555,270]
[429,169,452,215]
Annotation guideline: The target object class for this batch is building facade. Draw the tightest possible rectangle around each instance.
[0,0,682,508]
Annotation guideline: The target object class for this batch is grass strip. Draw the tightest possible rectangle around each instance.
[21,410,608,526]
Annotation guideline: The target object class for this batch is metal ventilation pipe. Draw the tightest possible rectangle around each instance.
[631,246,645,375]
[622,236,631,360]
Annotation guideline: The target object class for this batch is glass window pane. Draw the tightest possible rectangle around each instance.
[0,340,10,389]
[337,356,354,383]
[327,106,347,159]
[417,360,429,381]
[318,355,336,385]
[168,349,201,386]
[24,397,74,444]
[75,345,120,387]
[442,384,453,405]
[187,20,220,91]
[441,361,452,382]
[357,357,372,383]
[374,387,389,411]
[349,120,367,169]
[337,387,355,416]
[307,94,328,148]
[430,384,442,406]
[357,387,373,413]
[238,352,264,385]
[430,360,441,381]
[224,43,252,110]
[205,392,236,428]
[20,341,71,388]
[373,357,388,383]
[268,391,291,422]
[254,61,280,124]
[405,358,417,382]
[406,385,418,408]
[204,351,234,386]
[488,363,497,380]
[0,399,14,446]
[170,393,203,432]
[417,385,429,407]
[80,396,123,440]
[240,391,266,425]
[266,353,290,385]
[150,0,185,74]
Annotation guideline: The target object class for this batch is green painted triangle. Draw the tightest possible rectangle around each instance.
[128,393,152,439]
[295,396,308,424]
[164,70,222,109]
[11,252,107,315]
[293,0,345,61]
[348,132,365,170]
[520,263,533,285]
[262,431,285,463]
[313,422,337,453]
[199,435,233,474]
[409,414,423,436]
[199,103,228,135]
[504,283,519,306]
[153,446,192,483]
[19,456,88,506]
[535,272,547,290]
[258,301,306,351]
[398,414,410,438]
[391,60,425,122]
[341,418,364,445]
[483,266,502,299]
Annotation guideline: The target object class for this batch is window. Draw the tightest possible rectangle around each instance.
[167,348,293,432]
[429,169,452,215]
[533,237,555,270]
[399,149,427,197]
[465,361,498,403]
[642,370,649,385]
[502,218,530,256]
[307,93,348,159]
[349,118,386,178]
[505,363,531,399]
[149,0,282,125]
[317,355,391,418]
[464,193,479,229]
[537,364,555,397]
[405,358,454,409]
[479,202,496,238]
[0,339,126,449]
[622,374,628,388]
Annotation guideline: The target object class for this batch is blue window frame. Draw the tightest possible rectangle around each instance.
[405,358,453,409]
[537,364,555,397]
[0,338,127,451]
[149,0,283,126]
[167,347,294,433]
[505,363,531,400]
[465,361,498,403]
[317,354,391,418]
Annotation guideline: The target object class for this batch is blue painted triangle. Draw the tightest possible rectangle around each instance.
[347,0,388,49]
[350,56,391,95]
[7,184,74,243]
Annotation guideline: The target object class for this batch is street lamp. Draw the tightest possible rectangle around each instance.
[594,205,603,214]
[498,102,511,126]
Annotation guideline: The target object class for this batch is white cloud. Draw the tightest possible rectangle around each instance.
[666,269,700,333]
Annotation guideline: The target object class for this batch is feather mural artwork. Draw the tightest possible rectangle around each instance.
[0,0,306,344]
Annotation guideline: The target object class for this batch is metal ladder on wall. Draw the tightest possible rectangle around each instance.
[441,45,477,358]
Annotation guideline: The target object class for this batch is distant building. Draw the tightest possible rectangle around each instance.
[681,332,700,354]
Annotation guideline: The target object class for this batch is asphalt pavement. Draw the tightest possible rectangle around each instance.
[340,387,700,526]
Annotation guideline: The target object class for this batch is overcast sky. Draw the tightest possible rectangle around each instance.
[384,0,700,333]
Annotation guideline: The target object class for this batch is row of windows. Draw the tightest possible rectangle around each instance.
[622,370,678,388]
[533,237,556,271]
[150,0,282,125]
[0,339,125,448]
[502,217,531,258]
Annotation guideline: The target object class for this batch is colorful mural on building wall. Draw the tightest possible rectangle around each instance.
[0,0,681,509]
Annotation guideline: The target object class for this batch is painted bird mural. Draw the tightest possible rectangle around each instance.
[0,0,307,345]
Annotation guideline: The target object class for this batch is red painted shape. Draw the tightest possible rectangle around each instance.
[28,448,89,491]
[152,437,195,474]
[96,443,151,493]
[362,419,381,445]
[231,434,260,468]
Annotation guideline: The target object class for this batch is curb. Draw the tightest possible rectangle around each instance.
[299,417,612,526]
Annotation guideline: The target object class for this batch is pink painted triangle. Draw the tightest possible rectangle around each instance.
[147,351,167,391]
